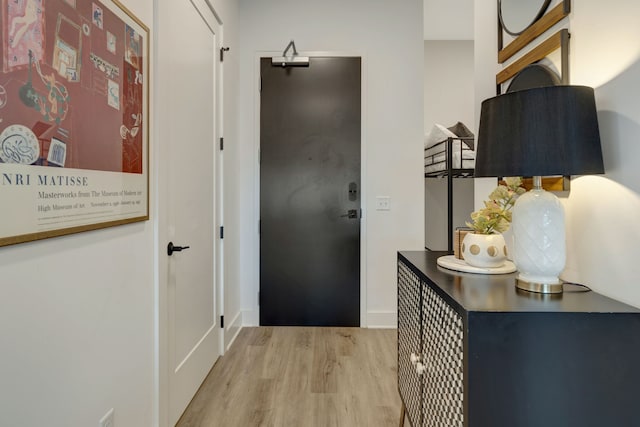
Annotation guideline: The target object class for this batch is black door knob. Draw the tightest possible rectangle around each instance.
[168,241,190,256]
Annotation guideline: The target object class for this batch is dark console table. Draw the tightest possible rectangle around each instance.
[397,250,640,427]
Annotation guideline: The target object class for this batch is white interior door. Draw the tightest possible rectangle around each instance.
[161,0,222,424]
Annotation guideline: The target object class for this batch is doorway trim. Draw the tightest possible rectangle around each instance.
[250,50,369,327]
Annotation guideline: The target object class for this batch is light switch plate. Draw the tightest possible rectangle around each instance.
[375,196,391,211]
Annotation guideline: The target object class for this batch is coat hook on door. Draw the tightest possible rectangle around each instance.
[220,46,230,62]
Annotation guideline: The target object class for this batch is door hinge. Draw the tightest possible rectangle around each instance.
[258,148,261,164]
[258,219,261,235]
[259,76,262,93]
[220,226,224,239]
[220,315,224,328]
[220,137,224,151]
[258,292,260,306]
[220,46,230,62]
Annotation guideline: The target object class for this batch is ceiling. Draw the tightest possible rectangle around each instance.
[424,0,474,40]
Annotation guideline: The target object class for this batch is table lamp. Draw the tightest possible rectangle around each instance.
[475,86,604,293]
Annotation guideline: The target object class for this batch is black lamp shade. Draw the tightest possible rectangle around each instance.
[476,86,604,177]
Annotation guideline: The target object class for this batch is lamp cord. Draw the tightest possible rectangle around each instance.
[561,281,592,292]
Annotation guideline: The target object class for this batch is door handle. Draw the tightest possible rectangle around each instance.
[340,209,358,219]
[167,241,190,256]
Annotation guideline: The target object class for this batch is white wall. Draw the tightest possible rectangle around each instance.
[474,0,640,307]
[424,0,474,40]
[424,41,475,133]
[563,0,640,306]
[0,5,153,427]
[0,226,154,427]
[424,41,475,249]
[238,0,424,327]
[425,179,475,250]
[473,1,500,208]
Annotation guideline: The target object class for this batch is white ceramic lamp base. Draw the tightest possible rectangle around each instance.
[511,187,566,294]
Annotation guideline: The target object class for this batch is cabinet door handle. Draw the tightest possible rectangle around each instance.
[415,362,426,376]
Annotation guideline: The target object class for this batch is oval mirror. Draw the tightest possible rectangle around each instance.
[499,0,551,36]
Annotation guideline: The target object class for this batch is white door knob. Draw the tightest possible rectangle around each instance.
[410,353,420,365]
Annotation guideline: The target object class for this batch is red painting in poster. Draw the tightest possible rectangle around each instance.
[0,0,144,173]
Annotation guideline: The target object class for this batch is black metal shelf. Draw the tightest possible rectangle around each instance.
[424,137,474,252]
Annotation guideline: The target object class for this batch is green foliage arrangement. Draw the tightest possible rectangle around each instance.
[466,177,526,234]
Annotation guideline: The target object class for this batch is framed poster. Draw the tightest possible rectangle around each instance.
[0,0,149,246]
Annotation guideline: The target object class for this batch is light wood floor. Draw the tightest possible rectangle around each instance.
[176,327,405,427]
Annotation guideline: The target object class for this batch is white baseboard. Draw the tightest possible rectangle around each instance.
[239,308,397,329]
[224,311,243,352]
[366,310,397,329]
[241,309,259,327]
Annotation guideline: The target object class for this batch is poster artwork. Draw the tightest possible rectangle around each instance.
[0,0,149,246]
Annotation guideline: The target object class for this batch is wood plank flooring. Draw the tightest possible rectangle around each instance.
[176,327,405,427]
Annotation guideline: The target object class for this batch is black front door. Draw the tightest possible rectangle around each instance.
[260,57,361,326]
